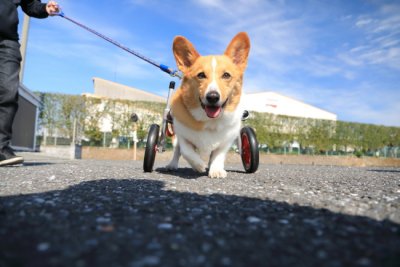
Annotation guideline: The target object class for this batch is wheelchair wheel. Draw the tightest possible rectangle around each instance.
[166,121,174,137]
[240,126,259,173]
[143,124,160,172]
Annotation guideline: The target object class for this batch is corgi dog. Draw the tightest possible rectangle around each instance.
[166,32,250,178]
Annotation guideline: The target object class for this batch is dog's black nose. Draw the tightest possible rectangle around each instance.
[206,91,220,104]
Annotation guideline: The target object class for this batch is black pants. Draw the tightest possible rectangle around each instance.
[0,38,21,150]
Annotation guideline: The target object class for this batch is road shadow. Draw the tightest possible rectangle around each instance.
[0,178,399,267]
[1,161,56,168]
[368,169,400,173]
[156,166,249,179]
[156,167,205,179]
[22,162,56,167]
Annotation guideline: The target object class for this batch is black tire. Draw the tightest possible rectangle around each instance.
[240,126,259,173]
[143,124,160,172]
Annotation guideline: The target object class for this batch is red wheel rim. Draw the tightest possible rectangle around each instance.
[166,123,174,137]
[241,133,251,168]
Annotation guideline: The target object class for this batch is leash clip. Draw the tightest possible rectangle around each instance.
[171,70,183,79]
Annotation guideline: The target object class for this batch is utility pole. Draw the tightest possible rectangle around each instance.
[19,14,31,83]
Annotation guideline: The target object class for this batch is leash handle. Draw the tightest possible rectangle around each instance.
[48,5,64,17]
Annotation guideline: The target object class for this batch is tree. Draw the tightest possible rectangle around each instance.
[308,120,334,154]
[59,94,86,141]
[36,92,62,144]
[334,121,353,153]
[34,93,400,155]
[83,97,104,146]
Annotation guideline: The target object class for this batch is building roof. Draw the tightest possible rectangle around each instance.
[91,77,166,103]
[19,83,41,106]
[242,92,337,121]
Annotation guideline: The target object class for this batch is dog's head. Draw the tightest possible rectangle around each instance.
[173,32,250,119]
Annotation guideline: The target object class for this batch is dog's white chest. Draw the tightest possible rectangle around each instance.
[174,110,242,154]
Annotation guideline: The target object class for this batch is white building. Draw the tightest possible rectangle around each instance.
[87,77,166,103]
[242,92,337,121]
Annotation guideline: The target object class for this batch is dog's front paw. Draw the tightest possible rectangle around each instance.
[165,162,178,171]
[184,157,206,173]
[208,168,227,178]
[192,163,207,173]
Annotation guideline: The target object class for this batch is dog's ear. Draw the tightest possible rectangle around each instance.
[173,36,200,73]
[224,32,250,71]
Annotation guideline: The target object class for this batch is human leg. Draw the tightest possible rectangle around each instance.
[0,39,23,166]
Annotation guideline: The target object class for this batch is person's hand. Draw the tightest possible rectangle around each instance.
[46,1,60,16]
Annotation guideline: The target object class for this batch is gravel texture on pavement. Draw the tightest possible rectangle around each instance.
[0,153,399,267]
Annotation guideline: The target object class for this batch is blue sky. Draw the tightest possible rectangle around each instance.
[19,0,400,126]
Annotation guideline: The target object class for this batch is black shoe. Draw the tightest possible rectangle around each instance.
[0,146,24,166]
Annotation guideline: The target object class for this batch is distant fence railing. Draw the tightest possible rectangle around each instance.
[36,136,400,159]
[377,146,399,158]
[262,147,400,158]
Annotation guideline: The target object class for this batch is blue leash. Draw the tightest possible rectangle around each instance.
[56,11,182,79]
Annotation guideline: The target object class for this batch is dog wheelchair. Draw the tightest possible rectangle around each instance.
[142,81,259,174]
[54,10,257,174]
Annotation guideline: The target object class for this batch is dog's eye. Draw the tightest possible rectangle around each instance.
[197,72,206,79]
[222,72,231,79]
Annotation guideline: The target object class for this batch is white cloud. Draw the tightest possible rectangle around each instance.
[355,18,373,27]
[340,4,400,70]
[306,84,400,126]
[185,0,312,76]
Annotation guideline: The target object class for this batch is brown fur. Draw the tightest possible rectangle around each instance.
[170,87,205,131]
[170,32,250,131]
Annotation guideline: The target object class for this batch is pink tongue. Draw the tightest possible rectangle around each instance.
[205,106,221,118]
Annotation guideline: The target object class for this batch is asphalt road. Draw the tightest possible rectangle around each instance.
[0,153,399,267]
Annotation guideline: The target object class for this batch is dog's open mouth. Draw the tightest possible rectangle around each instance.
[200,98,229,118]
[204,105,222,118]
